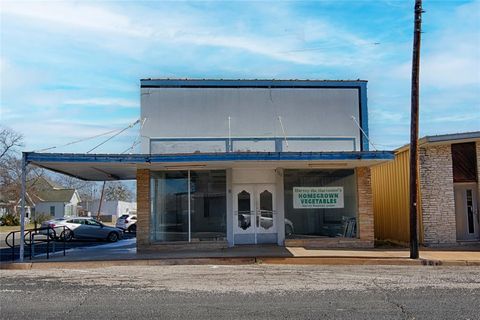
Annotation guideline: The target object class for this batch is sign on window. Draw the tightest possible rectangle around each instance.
[293,187,344,209]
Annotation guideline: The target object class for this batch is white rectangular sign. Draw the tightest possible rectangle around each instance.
[293,187,344,209]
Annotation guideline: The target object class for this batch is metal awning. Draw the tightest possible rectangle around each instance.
[25,151,395,181]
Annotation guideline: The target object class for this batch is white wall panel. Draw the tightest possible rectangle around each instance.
[141,87,361,153]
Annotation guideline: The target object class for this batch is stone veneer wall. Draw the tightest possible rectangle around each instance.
[285,167,374,248]
[419,144,456,245]
[136,169,151,250]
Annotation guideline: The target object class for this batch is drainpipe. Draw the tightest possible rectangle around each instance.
[19,152,27,262]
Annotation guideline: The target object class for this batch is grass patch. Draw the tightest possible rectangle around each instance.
[0,224,36,233]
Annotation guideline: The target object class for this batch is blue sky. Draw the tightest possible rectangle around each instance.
[1,0,479,153]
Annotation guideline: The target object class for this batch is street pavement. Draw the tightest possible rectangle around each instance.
[1,265,479,319]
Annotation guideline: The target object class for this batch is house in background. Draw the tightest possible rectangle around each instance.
[0,193,33,219]
[372,131,480,246]
[82,200,136,222]
[30,177,81,218]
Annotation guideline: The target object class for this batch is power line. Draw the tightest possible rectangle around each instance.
[87,119,140,154]
[35,127,121,152]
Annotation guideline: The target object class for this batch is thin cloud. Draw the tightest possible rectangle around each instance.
[64,98,138,109]
[1,1,377,66]
[0,1,152,37]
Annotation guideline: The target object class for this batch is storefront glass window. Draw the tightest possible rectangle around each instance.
[151,170,226,242]
[151,171,189,242]
[284,169,357,238]
[190,171,226,241]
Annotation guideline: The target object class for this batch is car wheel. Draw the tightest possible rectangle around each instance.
[128,224,137,233]
[107,232,119,242]
[60,230,73,242]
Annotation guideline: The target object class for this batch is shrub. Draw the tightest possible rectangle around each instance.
[33,213,51,224]
[0,213,20,226]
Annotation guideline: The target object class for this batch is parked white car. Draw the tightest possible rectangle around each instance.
[41,217,123,242]
[115,214,137,233]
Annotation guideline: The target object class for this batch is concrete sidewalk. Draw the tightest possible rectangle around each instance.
[1,239,479,269]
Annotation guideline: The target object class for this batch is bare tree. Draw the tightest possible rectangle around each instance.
[0,126,24,160]
[52,174,99,202]
[104,181,133,202]
[0,127,45,214]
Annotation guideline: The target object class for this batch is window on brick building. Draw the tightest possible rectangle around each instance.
[452,142,477,183]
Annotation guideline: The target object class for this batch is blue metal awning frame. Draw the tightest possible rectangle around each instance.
[25,151,394,181]
[26,151,394,164]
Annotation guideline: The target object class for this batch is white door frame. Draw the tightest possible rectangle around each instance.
[232,183,277,245]
[454,183,480,241]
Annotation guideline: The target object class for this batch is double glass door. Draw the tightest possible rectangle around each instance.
[233,184,276,244]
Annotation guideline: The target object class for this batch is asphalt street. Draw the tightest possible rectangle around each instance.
[1,265,479,319]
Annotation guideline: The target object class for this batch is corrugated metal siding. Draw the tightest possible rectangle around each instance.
[371,149,423,244]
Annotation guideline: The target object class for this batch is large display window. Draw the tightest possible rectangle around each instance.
[284,169,357,238]
[150,170,226,242]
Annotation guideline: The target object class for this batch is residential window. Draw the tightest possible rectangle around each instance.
[284,169,358,238]
[150,170,226,242]
[50,206,55,216]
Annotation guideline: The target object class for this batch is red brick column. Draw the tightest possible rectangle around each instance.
[136,169,150,249]
[357,167,374,245]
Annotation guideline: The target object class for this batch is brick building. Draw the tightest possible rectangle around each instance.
[24,79,394,252]
[372,132,480,246]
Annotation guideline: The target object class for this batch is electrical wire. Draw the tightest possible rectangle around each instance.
[87,119,140,154]
[34,119,141,153]
[35,128,121,152]
[121,118,146,154]
[351,115,378,151]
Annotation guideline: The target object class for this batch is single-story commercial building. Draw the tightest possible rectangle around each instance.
[372,132,480,246]
[82,200,137,222]
[23,79,394,252]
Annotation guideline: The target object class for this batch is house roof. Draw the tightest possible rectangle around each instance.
[25,151,394,181]
[396,131,480,153]
[35,188,76,203]
[28,176,78,203]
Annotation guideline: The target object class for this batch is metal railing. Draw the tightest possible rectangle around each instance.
[5,226,71,261]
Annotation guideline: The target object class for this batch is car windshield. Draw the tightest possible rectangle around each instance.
[119,215,129,219]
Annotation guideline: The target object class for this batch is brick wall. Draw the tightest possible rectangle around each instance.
[136,169,150,249]
[419,144,456,245]
[357,167,375,245]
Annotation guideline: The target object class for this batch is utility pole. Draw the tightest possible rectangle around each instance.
[96,181,106,220]
[409,0,423,259]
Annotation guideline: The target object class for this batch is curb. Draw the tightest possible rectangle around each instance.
[2,257,479,269]
[0,257,256,270]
